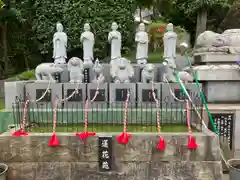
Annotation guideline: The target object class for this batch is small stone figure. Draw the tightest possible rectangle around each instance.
[53,22,67,64]
[92,59,105,83]
[135,23,149,64]
[163,23,178,82]
[67,57,84,83]
[110,58,134,83]
[178,71,193,84]
[108,22,122,62]
[141,64,155,83]
[35,63,64,82]
[80,23,94,67]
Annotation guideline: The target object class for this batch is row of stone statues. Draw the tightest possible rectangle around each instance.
[52,22,151,65]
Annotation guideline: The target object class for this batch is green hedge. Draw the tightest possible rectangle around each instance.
[34,0,136,59]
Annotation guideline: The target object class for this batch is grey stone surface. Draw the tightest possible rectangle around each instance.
[137,83,161,108]
[206,82,240,103]
[4,81,29,109]
[25,82,62,108]
[87,83,108,108]
[109,83,136,107]
[194,53,240,64]
[161,83,202,108]
[63,83,87,107]
[0,133,223,180]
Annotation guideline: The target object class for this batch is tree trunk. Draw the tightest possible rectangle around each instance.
[195,9,207,43]
[2,23,8,76]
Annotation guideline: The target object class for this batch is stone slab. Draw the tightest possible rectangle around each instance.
[87,83,108,108]
[206,81,240,103]
[25,82,62,108]
[4,81,29,109]
[194,65,240,81]
[161,83,202,108]
[63,83,87,108]
[194,53,240,64]
[137,83,161,108]
[109,83,136,107]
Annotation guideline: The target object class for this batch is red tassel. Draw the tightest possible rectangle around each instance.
[116,132,131,144]
[75,131,96,141]
[187,135,197,149]
[48,133,60,147]
[157,137,166,150]
[12,130,28,136]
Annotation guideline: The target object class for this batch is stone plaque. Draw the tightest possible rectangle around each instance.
[90,89,105,101]
[209,113,234,149]
[174,88,190,101]
[98,136,113,172]
[142,89,157,102]
[83,68,90,83]
[36,89,51,102]
[67,89,82,101]
[115,89,128,101]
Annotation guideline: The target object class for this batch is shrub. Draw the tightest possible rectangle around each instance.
[16,71,35,80]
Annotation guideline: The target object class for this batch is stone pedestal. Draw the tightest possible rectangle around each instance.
[62,83,86,108]
[87,83,108,108]
[25,82,62,109]
[55,63,69,83]
[109,83,136,108]
[4,81,30,109]
[137,83,161,108]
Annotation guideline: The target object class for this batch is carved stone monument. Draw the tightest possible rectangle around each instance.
[67,57,84,83]
[35,63,64,82]
[141,64,155,83]
[53,22,67,64]
[110,57,134,83]
[108,22,121,62]
[163,23,178,82]
[80,23,94,67]
[135,23,149,65]
[92,59,105,84]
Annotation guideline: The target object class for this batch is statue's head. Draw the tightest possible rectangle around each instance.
[93,59,103,75]
[56,22,63,32]
[118,58,127,70]
[111,22,118,30]
[139,23,145,32]
[69,57,81,66]
[145,63,154,73]
[52,64,64,73]
[84,23,90,31]
[166,23,173,32]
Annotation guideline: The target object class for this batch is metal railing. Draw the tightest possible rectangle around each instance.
[12,100,203,133]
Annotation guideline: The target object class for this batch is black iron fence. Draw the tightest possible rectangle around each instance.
[12,101,203,133]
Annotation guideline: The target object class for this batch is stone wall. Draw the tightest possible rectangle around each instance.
[0,132,222,180]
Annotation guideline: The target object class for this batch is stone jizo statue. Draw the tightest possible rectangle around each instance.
[110,58,134,83]
[92,59,105,84]
[135,23,149,64]
[108,22,121,62]
[35,63,64,82]
[163,23,178,82]
[141,64,155,83]
[53,22,67,64]
[67,57,84,83]
[80,23,94,67]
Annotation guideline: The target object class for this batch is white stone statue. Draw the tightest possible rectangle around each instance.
[110,57,134,83]
[195,29,240,54]
[141,64,155,83]
[67,57,84,83]
[178,71,193,84]
[35,63,64,82]
[163,23,178,82]
[80,23,94,67]
[53,22,67,64]
[135,23,149,65]
[92,59,105,83]
[108,22,121,62]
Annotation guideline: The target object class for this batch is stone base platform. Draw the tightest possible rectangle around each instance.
[0,132,222,180]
